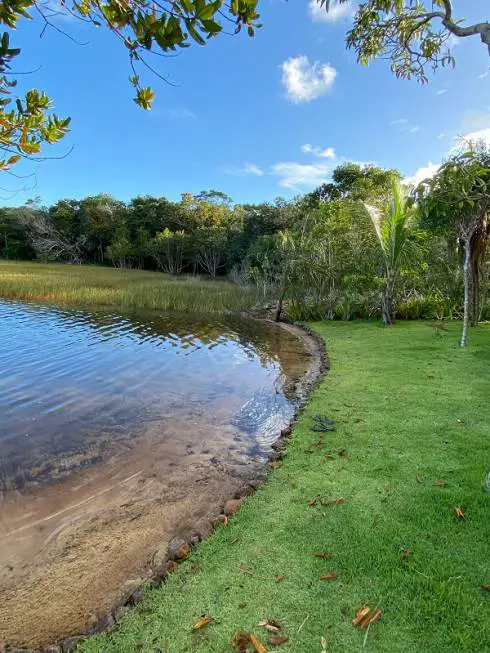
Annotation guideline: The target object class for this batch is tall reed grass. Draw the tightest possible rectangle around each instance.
[0,261,260,313]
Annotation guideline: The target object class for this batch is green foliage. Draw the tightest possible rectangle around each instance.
[0,0,260,162]
[320,0,489,82]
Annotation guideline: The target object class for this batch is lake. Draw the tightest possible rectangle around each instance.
[0,299,317,649]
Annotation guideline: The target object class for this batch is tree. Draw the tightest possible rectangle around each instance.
[321,0,489,82]
[418,144,490,347]
[149,228,186,275]
[0,0,260,164]
[306,163,400,206]
[195,226,227,277]
[20,205,87,263]
[361,180,420,324]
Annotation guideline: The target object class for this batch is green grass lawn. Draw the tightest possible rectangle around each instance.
[81,321,490,653]
[0,261,259,313]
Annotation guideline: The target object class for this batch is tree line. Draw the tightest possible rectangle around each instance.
[1,150,489,346]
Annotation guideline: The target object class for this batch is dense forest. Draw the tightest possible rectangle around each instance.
[1,156,489,329]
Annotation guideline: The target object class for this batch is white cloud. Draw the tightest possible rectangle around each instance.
[308,0,353,23]
[454,128,490,149]
[301,143,336,158]
[167,108,198,120]
[281,55,337,103]
[436,89,448,95]
[438,132,445,139]
[222,162,264,177]
[271,161,331,190]
[403,162,440,187]
[478,70,489,79]
[391,118,420,134]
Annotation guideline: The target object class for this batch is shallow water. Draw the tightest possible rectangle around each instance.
[0,299,304,493]
[0,299,313,647]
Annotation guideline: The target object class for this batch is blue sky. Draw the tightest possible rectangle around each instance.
[5,0,490,205]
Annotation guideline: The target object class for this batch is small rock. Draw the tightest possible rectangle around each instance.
[212,514,228,527]
[165,560,178,574]
[167,537,188,560]
[224,499,242,516]
[173,543,191,560]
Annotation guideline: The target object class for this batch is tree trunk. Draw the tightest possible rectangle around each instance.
[460,237,472,348]
[275,282,287,322]
[470,257,479,327]
[381,268,395,325]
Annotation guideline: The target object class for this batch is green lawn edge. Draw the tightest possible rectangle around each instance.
[81,321,490,653]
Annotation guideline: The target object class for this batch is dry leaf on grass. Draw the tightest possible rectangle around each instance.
[192,617,213,630]
[453,505,465,519]
[275,575,285,583]
[320,572,337,581]
[321,636,328,652]
[352,605,382,628]
[258,619,282,632]
[232,631,251,652]
[481,584,490,591]
[249,633,267,653]
[313,552,330,559]
[416,475,424,484]
[267,635,288,646]
[239,603,248,609]
[352,605,371,626]
[434,480,446,488]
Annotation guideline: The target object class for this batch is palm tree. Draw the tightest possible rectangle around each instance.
[362,181,419,324]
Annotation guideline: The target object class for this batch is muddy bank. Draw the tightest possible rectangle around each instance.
[0,320,325,652]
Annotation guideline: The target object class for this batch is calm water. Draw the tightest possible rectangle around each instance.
[0,300,306,493]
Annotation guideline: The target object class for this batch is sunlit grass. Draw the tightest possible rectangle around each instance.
[82,321,490,653]
[0,261,260,313]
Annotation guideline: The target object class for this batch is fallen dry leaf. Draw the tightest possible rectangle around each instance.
[313,552,330,559]
[434,480,446,488]
[308,497,319,507]
[363,608,382,627]
[192,617,213,630]
[352,605,371,627]
[352,605,382,629]
[275,575,285,583]
[249,633,267,653]
[320,572,337,581]
[321,497,344,506]
[258,619,282,632]
[321,635,328,652]
[267,635,288,646]
[238,603,248,609]
[416,475,424,484]
[232,631,250,652]
[453,505,465,519]
[324,454,335,461]
[481,584,490,591]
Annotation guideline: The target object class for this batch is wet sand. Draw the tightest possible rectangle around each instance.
[0,320,323,650]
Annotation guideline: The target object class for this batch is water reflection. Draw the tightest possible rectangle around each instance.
[0,300,306,493]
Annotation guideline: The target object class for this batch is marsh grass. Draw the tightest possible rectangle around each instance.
[0,261,259,313]
[82,321,490,653]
